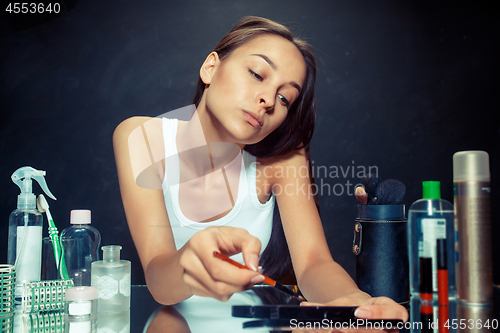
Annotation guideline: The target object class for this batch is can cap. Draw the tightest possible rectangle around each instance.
[422,181,441,199]
[453,150,490,182]
[64,286,98,301]
[70,210,91,224]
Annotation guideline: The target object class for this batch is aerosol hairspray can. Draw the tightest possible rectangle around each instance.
[453,150,493,305]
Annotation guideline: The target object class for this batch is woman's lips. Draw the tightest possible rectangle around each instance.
[243,110,263,128]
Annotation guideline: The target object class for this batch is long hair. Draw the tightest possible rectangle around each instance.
[193,16,317,158]
[193,16,319,283]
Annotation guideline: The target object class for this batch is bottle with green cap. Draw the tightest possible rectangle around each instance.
[407,181,455,302]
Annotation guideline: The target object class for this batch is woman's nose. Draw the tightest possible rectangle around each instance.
[257,93,275,112]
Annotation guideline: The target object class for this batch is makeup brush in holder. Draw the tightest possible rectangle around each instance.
[353,175,409,306]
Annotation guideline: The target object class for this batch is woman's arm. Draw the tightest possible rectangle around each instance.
[113,117,264,305]
[113,116,191,304]
[267,148,408,320]
[266,148,362,301]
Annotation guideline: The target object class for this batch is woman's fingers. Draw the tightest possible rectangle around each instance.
[202,227,263,283]
[300,296,408,323]
[205,252,261,285]
[354,305,408,322]
[179,226,264,300]
[213,226,262,272]
[354,297,409,322]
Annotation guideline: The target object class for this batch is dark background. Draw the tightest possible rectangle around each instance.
[1,0,498,287]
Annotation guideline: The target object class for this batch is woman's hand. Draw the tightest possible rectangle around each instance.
[299,293,407,333]
[301,291,408,322]
[178,226,265,301]
[349,296,408,322]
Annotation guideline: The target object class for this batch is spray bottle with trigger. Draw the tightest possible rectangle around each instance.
[7,166,56,301]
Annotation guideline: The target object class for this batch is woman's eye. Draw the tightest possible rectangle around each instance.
[249,69,263,81]
[278,95,290,108]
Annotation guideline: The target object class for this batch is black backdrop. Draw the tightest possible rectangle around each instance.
[1,0,498,287]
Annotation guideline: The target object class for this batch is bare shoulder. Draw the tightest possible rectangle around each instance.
[113,116,166,184]
[113,116,162,144]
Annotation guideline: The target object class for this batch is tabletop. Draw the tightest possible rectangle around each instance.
[1,285,498,332]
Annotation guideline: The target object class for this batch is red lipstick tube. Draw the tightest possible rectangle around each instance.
[437,239,449,333]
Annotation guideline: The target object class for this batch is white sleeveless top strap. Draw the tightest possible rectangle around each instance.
[161,117,274,264]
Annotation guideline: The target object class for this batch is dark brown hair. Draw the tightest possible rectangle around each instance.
[193,16,317,159]
[193,16,318,283]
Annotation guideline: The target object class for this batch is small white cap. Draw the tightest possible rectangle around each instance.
[70,210,91,224]
[65,286,98,301]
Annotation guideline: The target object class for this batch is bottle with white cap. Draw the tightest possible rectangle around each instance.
[60,210,101,286]
[64,286,98,333]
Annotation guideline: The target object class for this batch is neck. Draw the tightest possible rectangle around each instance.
[176,100,243,175]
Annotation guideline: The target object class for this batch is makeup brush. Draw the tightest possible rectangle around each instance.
[213,251,304,300]
[361,174,381,204]
[373,179,406,205]
[355,185,368,205]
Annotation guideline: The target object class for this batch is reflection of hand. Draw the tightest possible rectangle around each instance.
[299,293,407,333]
[179,226,265,301]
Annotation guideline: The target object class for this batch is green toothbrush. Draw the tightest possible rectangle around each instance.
[37,194,69,279]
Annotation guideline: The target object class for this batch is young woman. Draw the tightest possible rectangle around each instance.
[113,16,408,321]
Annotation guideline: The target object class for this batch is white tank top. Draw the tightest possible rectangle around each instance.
[161,118,274,264]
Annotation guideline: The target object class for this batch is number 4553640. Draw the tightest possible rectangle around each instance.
[444,319,498,330]
[5,3,61,14]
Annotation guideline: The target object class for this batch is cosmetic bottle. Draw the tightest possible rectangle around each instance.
[91,245,131,312]
[453,150,493,305]
[60,210,101,286]
[7,166,56,301]
[408,181,455,301]
[64,286,98,319]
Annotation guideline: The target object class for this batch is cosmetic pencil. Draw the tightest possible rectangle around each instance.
[420,257,434,333]
[437,239,449,333]
[213,251,304,299]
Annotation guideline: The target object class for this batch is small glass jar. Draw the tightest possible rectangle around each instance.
[64,286,97,318]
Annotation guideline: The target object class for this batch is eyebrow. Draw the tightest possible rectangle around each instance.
[251,54,302,93]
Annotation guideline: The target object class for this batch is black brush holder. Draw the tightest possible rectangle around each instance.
[353,204,410,305]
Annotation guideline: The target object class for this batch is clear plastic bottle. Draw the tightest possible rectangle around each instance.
[60,210,101,286]
[408,181,455,301]
[91,245,131,312]
[7,166,56,300]
[8,207,42,298]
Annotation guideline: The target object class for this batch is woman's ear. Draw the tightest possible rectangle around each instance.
[200,52,220,85]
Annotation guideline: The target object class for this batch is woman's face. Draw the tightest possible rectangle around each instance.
[200,34,307,146]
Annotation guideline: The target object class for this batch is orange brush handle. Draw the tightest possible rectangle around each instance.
[213,251,276,286]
